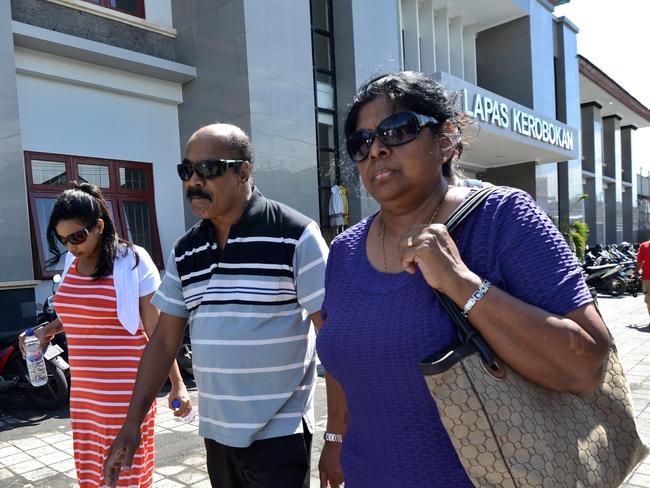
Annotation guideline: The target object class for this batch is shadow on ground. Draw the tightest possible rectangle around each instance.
[627,323,650,333]
[0,374,196,433]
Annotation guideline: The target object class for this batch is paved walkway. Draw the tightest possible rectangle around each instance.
[0,392,207,488]
[1,293,649,487]
[601,294,650,488]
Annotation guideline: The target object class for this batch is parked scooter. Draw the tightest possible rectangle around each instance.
[177,327,193,377]
[583,261,628,296]
[584,243,642,297]
[0,275,70,409]
[617,242,641,296]
[38,275,69,363]
[0,331,70,409]
[621,261,642,297]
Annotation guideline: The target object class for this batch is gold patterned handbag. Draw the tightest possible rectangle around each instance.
[420,187,649,488]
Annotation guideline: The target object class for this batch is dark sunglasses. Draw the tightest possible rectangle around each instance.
[346,111,440,162]
[57,223,96,247]
[177,159,246,181]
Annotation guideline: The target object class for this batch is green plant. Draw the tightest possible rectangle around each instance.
[559,194,590,261]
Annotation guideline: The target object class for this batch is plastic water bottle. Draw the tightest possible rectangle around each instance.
[24,329,48,387]
[171,399,196,423]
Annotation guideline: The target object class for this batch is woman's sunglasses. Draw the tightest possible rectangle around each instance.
[177,159,246,181]
[346,111,440,162]
[57,224,96,247]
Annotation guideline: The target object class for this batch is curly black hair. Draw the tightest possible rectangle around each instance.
[46,182,139,279]
[344,71,470,178]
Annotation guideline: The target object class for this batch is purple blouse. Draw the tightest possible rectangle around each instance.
[316,187,592,488]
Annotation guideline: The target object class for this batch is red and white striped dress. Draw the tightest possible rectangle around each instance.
[54,260,156,487]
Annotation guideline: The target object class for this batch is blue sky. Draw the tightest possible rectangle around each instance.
[555,0,650,173]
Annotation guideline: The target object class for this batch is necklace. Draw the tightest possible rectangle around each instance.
[380,184,450,273]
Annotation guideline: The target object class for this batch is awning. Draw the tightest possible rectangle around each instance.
[433,72,580,168]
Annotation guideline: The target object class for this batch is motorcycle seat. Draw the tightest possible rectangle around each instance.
[0,329,29,347]
[585,264,618,272]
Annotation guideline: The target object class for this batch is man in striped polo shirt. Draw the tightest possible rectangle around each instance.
[104,124,329,487]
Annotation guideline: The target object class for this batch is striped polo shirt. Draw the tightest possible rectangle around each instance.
[151,189,328,447]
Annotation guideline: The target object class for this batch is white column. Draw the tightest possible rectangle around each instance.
[418,0,436,74]
[400,0,420,71]
[463,24,477,83]
[434,7,450,74]
[449,16,464,78]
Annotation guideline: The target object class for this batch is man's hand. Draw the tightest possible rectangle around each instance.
[319,441,344,488]
[103,422,141,487]
[103,312,187,485]
[168,382,192,417]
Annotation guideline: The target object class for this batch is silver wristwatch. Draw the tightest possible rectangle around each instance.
[323,432,344,443]
[461,279,493,317]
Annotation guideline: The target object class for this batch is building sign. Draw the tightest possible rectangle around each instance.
[462,89,574,152]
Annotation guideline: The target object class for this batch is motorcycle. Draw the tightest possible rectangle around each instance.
[620,261,642,297]
[617,242,642,296]
[0,274,70,409]
[0,331,69,409]
[177,327,193,377]
[38,276,69,364]
[583,262,628,297]
[585,243,640,297]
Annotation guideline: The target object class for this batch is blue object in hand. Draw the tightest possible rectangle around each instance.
[171,398,196,423]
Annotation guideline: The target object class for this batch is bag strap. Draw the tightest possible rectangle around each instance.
[424,185,501,375]
[444,185,498,234]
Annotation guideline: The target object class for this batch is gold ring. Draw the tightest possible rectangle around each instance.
[407,236,414,248]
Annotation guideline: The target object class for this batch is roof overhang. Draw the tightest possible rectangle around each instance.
[579,55,650,129]
[433,71,579,168]
[12,21,196,84]
[427,0,529,32]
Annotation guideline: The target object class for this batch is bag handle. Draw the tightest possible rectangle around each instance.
[444,186,498,233]
[421,186,501,376]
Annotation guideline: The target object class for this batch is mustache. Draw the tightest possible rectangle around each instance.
[186,187,213,201]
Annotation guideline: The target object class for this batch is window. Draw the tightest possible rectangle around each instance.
[81,0,145,18]
[313,33,333,72]
[311,0,330,31]
[25,152,163,278]
[310,0,340,230]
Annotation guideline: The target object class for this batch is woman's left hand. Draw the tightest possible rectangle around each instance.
[168,382,192,417]
[399,223,478,294]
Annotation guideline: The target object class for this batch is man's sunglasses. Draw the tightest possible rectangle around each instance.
[346,111,440,162]
[57,224,96,247]
[177,159,246,181]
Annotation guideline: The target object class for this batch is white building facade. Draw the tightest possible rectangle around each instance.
[1,0,194,332]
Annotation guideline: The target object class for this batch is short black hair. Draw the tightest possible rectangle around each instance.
[225,130,254,166]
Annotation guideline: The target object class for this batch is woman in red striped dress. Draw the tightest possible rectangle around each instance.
[20,183,192,487]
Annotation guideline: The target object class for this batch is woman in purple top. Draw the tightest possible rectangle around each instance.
[315,72,611,488]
